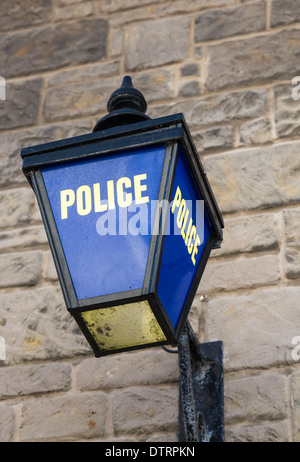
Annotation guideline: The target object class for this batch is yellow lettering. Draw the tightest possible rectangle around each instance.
[185,218,193,245]
[60,172,149,219]
[93,183,107,212]
[134,173,149,204]
[181,208,189,240]
[191,235,201,265]
[170,184,202,266]
[60,189,75,219]
[177,199,186,228]
[172,186,181,213]
[107,180,115,210]
[188,225,196,254]
[117,177,132,208]
[77,185,92,216]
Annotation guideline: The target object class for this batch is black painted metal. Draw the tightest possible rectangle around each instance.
[178,321,224,442]
[93,75,150,131]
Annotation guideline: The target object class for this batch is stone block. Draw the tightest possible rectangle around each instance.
[225,420,289,442]
[195,2,265,42]
[0,404,15,442]
[101,0,236,13]
[112,386,178,436]
[0,251,43,288]
[0,225,48,252]
[240,118,272,145]
[0,188,35,229]
[283,208,300,279]
[199,254,280,293]
[54,1,94,20]
[20,392,107,441]
[203,141,300,213]
[0,121,93,188]
[224,374,286,424]
[0,0,53,32]
[0,287,90,364]
[47,61,120,87]
[207,29,300,90]
[125,17,190,71]
[275,83,300,138]
[192,126,234,153]
[43,76,121,123]
[178,80,200,97]
[0,362,71,399]
[0,78,42,130]
[0,19,108,77]
[271,0,300,27]
[211,213,278,257]
[292,372,300,441]
[205,287,300,370]
[43,69,175,122]
[101,0,165,12]
[77,348,179,391]
[149,89,267,128]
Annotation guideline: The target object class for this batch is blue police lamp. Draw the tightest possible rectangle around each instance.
[21,76,224,358]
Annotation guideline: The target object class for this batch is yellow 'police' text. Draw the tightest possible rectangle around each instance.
[171,186,201,266]
[60,173,149,219]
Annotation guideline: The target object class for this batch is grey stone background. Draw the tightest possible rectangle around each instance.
[0,0,299,442]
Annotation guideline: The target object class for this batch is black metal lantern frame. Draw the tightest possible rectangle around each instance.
[21,112,223,357]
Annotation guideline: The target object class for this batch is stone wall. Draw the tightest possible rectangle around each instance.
[0,0,299,442]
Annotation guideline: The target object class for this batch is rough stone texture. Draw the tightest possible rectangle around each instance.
[224,374,286,424]
[0,19,108,77]
[240,118,273,145]
[125,17,190,71]
[20,392,107,441]
[149,89,268,127]
[0,251,43,288]
[1,120,93,188]
[275,83,300,138]
[283,208,300,279]
[77,348,179,391]
[203,141,300,213]
[192,126,234,153]
[0,78,43,130]
[210,213,278,257]
[206,287,300,370]
[292,372,300,441]
[207,29,300,90]
[112,386,178,436]
[0,188,35,228]
[199,254,280,293]
[271,0,300,27]
[0,363,71,399]
[0,225,48,252]
[226,421,289,442]
[0,0,53,32]
[0,404,15,442]
[0,287,89,364]
[195,2,266,42]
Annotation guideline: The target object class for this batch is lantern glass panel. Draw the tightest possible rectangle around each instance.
[157,147,213,330]
[41,144,166,300]
[80,301,167,353]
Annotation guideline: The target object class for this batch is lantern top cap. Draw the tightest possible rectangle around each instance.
[107,76,147,114]
[93,75,150,132]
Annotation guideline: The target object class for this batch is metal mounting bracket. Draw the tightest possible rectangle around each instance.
[178,321,224,442]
